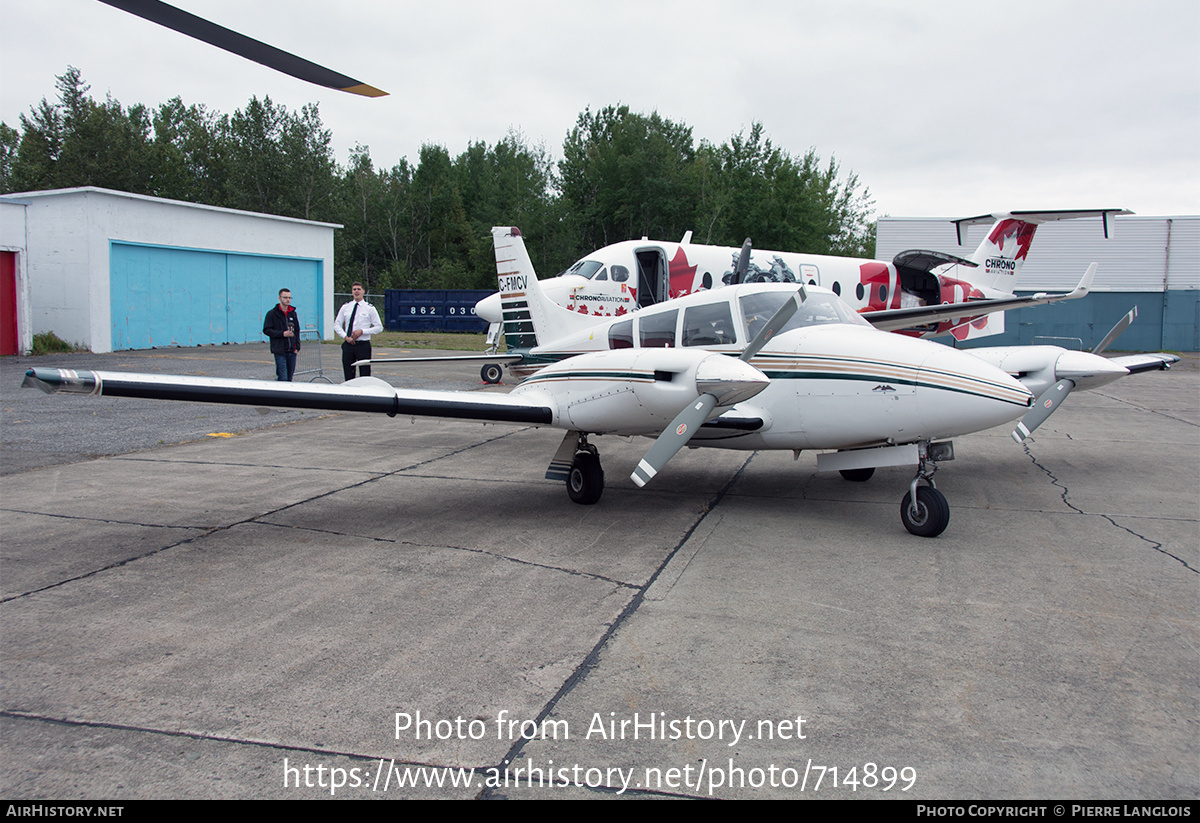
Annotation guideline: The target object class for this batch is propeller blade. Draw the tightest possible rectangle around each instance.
[730,238,752,285]
[99,0,388,97]
[740,285,808,363]
[1012,378,1075,442]
[630,394,718,488]
[1092,306,1137,355]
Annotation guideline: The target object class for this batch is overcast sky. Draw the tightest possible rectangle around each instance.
[3,0,1198,222]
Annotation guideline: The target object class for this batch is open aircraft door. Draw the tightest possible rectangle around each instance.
[635,247,669,308]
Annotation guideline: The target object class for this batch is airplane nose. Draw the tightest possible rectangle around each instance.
[917,344,1033,434]
[475,292,502,323]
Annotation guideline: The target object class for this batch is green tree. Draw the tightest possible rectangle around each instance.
[695,122,874,256]
[454,131,559,280]
[558,105,697,252]
[8,97,65,192]
[281,103,337,221]
[0,122,22,192]
[410,143,479,286]
[338,144,384,291]
[150,97,227,204]
[224,96,288,215]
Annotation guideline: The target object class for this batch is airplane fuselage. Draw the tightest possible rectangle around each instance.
[478,238,1001,341]
[504,284,1033,451]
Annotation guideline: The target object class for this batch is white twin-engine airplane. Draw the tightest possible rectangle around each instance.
[474,209,1127,381]
[23,227,1177,537]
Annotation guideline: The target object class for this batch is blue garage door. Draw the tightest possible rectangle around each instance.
[110,242,322,350]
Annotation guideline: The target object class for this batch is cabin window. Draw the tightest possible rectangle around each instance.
[639,309,677,348]
[610,265,630,283]
[739,291,871,338]
[566,260,604,279]
[682,302,737,347]
[608,319,634,349]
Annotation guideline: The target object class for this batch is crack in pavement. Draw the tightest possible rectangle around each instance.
[1021,443,1196,574]
[477,452,758,799]
[0,428,536,603]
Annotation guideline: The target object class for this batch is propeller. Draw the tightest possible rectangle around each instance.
[99,0,388,97]
[728,238,753,285]
[630,282,806,487]
[1011,306,1137,443]
[1012,378,1074,443]
[1091,305,1136,355]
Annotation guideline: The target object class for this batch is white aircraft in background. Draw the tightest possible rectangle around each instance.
[24,227,1176,537]
[473,209,1125,381]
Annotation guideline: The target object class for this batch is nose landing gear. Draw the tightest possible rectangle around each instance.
[900,443,951,537]
[547,432,605,505]
[567,450,604,504]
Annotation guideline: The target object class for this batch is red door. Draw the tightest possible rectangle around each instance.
[0,252,17,356]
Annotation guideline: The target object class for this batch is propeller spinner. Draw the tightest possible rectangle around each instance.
[630,280,807,487]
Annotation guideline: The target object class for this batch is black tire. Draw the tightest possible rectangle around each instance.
[900,486,950,537]
[480,363,503,384]
[567,452,604,505]
[839,467,875,482]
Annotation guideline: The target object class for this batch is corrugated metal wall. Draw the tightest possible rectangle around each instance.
[110,242,322,350]
[876,215,1198,350]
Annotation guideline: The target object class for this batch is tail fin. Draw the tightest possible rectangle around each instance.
[953,209,1130,294]
[491,227,588,350]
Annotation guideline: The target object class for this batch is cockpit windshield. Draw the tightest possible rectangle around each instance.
[739,291,871,339]
[565,260,604,279]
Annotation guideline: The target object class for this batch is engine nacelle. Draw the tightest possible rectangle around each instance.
[966,346,1130,396]
[511,348,769,434]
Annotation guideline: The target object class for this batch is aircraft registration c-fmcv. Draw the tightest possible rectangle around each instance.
[23,227,1177,537]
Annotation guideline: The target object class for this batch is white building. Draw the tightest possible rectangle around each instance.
[876,214,1199,351]
[0,187,339,354]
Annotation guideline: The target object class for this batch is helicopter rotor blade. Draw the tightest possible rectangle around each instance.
[98,0,388,97]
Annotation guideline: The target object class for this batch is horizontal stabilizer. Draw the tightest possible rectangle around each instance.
[952,209,1132,244]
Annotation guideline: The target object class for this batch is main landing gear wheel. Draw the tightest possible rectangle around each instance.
[480,363,503,384]
[567,452,604,505]
[839,467,875,482]
[901,486,950,537]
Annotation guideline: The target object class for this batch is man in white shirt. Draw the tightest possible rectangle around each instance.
[333,282,384,381]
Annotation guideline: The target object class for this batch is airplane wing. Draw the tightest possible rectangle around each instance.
[864,264,1095,332]
[21,369,552,424]
[1106,353,1181,374]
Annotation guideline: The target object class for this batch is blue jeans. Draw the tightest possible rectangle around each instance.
[274,351,297,381]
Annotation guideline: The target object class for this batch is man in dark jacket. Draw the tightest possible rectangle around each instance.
[263,288,301,381]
